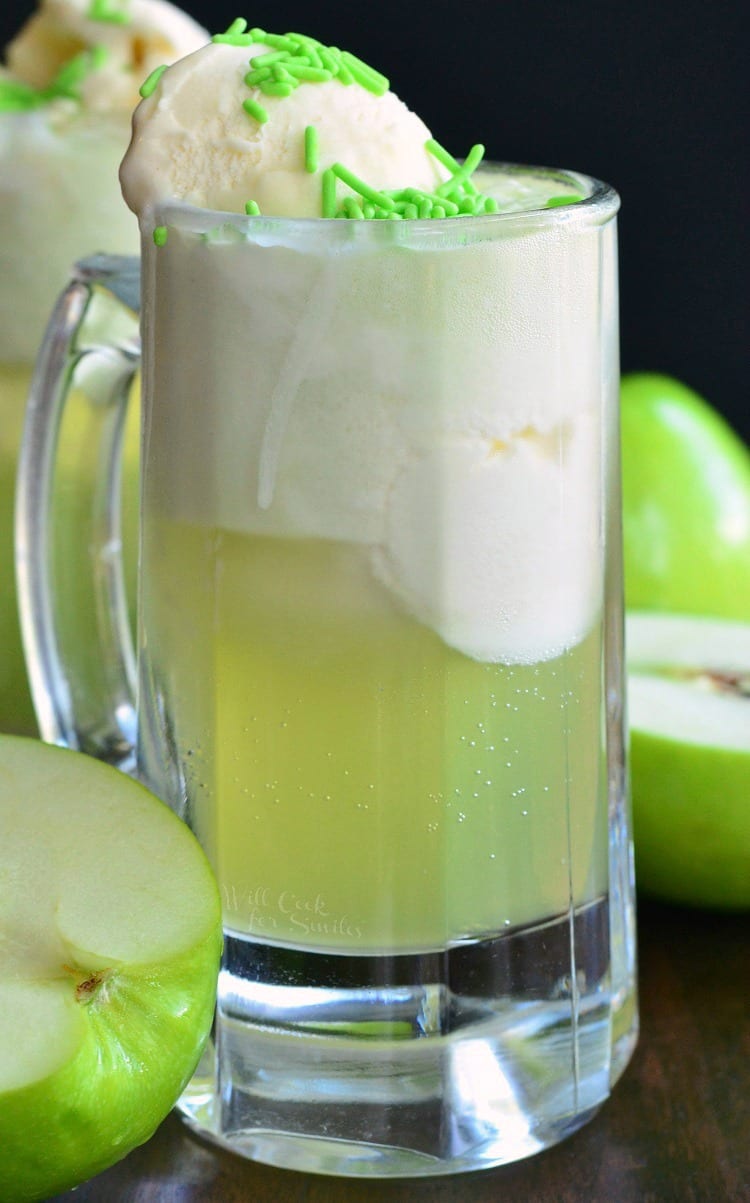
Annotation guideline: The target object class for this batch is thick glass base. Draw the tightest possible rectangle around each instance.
[178,898,636,1177]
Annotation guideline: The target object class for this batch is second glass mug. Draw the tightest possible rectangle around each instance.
[16,166,637,1178]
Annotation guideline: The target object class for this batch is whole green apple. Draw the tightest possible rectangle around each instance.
[621,373,750,618]
[0,364,139,736]
[0,735,222,1202]
[627,612,750,909]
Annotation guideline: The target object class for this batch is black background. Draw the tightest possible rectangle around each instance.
[3,0,748,440]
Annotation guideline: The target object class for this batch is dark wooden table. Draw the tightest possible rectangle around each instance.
[52,901,749,1203]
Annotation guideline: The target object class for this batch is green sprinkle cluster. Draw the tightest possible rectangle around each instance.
[0,46,108,112]
[213,20,389,112]
[316,141,499,220]
[87,0,131,25]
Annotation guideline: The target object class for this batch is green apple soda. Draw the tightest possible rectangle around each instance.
[147,521,607,951]
[138,164,615,955]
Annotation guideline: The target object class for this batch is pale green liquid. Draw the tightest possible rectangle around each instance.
[142,519,608,953]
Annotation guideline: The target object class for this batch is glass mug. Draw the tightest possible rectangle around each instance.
[16,166,637,1178]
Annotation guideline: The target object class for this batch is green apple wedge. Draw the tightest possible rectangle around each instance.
[621,373,750,619]
[0,736,222,1202]
[626,612,750,909]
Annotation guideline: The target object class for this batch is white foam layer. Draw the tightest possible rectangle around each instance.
[0,111,137,362]
[144,203,613,662]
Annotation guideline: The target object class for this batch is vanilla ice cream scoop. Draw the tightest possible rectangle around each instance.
[120,22,454,219]
[5,0,208,113]
[0,0,207,361]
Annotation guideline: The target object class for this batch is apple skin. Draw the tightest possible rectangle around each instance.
[0,736,222,1203]
[630,729,750,910]
[0,364,139,736]
[621,373,750,619]
[0,944,219,1202]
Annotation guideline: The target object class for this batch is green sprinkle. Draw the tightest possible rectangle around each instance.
[287,32,323,49]
[139,64,167,99]
[418,197,433,219]
[322,169,337,218]
[213,18,256,46]
[342,196,365,219]
[242,97,269,123]
[284,64,332,81]
[483,196,499,213]
[245,68,272,86]
[250,49,288,66]
[425,138,460,173]
[46,46,108,100]
[153,226,168,246]
[340,51,389,95]
[318,48,341,73]
[405,189,459,216]
[244,200,261,215]
[331,163,395,210]
[304,125,319,173]
[261,33,298,51]
[437,143,485,195]
[389,188,415,203]
[258,80,294,97]
[87,0,130,24]
[336,63,354,85]
[59,46,106,91]
[546,194,584,207]
[0,78,44,112]
[431,204,446,219]
[271,64,294,82]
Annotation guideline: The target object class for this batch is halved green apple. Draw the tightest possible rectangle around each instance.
[0,736,222,1202]
[621,373,750,619]
[627,612,750,909]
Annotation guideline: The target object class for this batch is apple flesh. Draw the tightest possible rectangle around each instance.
[621,373,750,619]
[627,612,750,909]
[0,736,222,1202]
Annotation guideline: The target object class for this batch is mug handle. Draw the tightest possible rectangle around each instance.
[15,254,141,771]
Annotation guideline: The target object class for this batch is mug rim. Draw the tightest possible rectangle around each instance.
[143,162,619,250]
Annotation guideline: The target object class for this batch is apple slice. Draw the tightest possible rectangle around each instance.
[0,736,222,1202]
[626,612,750,910]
